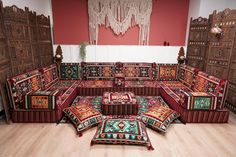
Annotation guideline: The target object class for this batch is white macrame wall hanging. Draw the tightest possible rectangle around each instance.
[88,0,152,45]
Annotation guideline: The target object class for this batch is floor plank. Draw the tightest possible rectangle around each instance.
[0,113,236,157]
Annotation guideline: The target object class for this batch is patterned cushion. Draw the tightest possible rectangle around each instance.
[157,64,178,81]
[91,119,154,150]
[193,71,209,92]
[139,105,180,132]
[121,62,156,80]
[136,96,169,115]
[63,104,103,135]
[179,91,217,110]
[60,63,80,80]
[40,64,59,89]
[160,81,193,105]
[178,64,198,88]
[7,69,42,109]
[25,90,58,109]
[81,62,115,80]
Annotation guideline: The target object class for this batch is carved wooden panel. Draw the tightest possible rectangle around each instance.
[205,65,229,79]
[207,45,231,62]
[3,5,33,76]
[0,1,11,83]
[37,14,53,67]
[187,17,209,70]
[8,41,33,74]
[0,41,11,82]
[39,43,53,66]
[28,11,37,42]
[0,1,11,121]
[226,83,236,114]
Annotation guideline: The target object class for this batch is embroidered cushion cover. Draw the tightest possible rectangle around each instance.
[63,104,103,134]
[91,119,154,150]
[139,105,180,132]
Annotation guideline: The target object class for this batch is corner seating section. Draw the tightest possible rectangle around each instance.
[7,62,229,123]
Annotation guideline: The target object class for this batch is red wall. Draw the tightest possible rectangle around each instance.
[52,0,189,46]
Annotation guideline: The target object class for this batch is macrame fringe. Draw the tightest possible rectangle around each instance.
[88,0,152,45]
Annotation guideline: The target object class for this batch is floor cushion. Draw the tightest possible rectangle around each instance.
[91,118,154,150]
[138,105,180,132]
[63,104,103,136]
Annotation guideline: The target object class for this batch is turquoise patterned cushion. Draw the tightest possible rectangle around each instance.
[91,119,154,150]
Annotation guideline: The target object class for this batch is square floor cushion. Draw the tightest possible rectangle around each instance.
[90,118,154,150]
[63,104,103,136]
[138,105,180,132]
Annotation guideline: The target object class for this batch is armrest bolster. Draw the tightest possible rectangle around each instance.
[179,91,217,110]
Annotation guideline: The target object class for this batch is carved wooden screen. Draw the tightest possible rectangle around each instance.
[37,15,53,67]
[205,9,236,113]
[0,1,11,83]
[3,6,34,76]
[205,9,236,79]
[3,5,53,76]
[29,10,41,69]
[186,17,210,71]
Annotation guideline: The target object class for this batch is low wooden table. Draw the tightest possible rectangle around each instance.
[102,92,138,115]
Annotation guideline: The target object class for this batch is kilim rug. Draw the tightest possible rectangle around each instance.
[60,96,181,123]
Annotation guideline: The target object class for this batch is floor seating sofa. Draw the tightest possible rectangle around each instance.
[7,62,229,123]
[7,64,79,122]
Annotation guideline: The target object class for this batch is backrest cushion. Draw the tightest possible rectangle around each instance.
[178,64,198,88]
[7,69,42,109]
[157,64,178,81]
[193,71,228,109]
[40,64,59,89]
[121,62,156,80]
[207,76,228,109]
[81,62,115,80]
[193,71,209,92]
[60,63,80,80]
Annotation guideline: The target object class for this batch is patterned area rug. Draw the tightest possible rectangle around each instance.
[60,96,181,123]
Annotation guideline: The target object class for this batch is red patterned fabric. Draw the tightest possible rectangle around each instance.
[160,81,192,106]
[40,64,59,89]
[121,62,156,80]
[102,92,138,115]
[7,69,43,109]
[157,64,178,81]
[193,71,209,92]
[178,64,198,88]
[11,110,57,123]
[125,80,160,87]
[81,62,115,80]
[159,87,229,123]
[79,80,113,88]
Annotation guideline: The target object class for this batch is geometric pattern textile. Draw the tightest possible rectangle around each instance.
[136,96,169,115]
[40,64,59,89]
[180,91,217,110]
[138,105,180,132]
[7,69,42,109]
[178,64,198,88]
[91,119,154,150]
[60,63,80,79]
[102,92,138,115]
[81,62,115,80]
[122,63,156,80]
[71,95,169,116]
[25,90,58,109]
[63,104,103,134]
[157,64,178,81]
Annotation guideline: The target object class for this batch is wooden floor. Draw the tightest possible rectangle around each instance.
[0,113,236,157]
